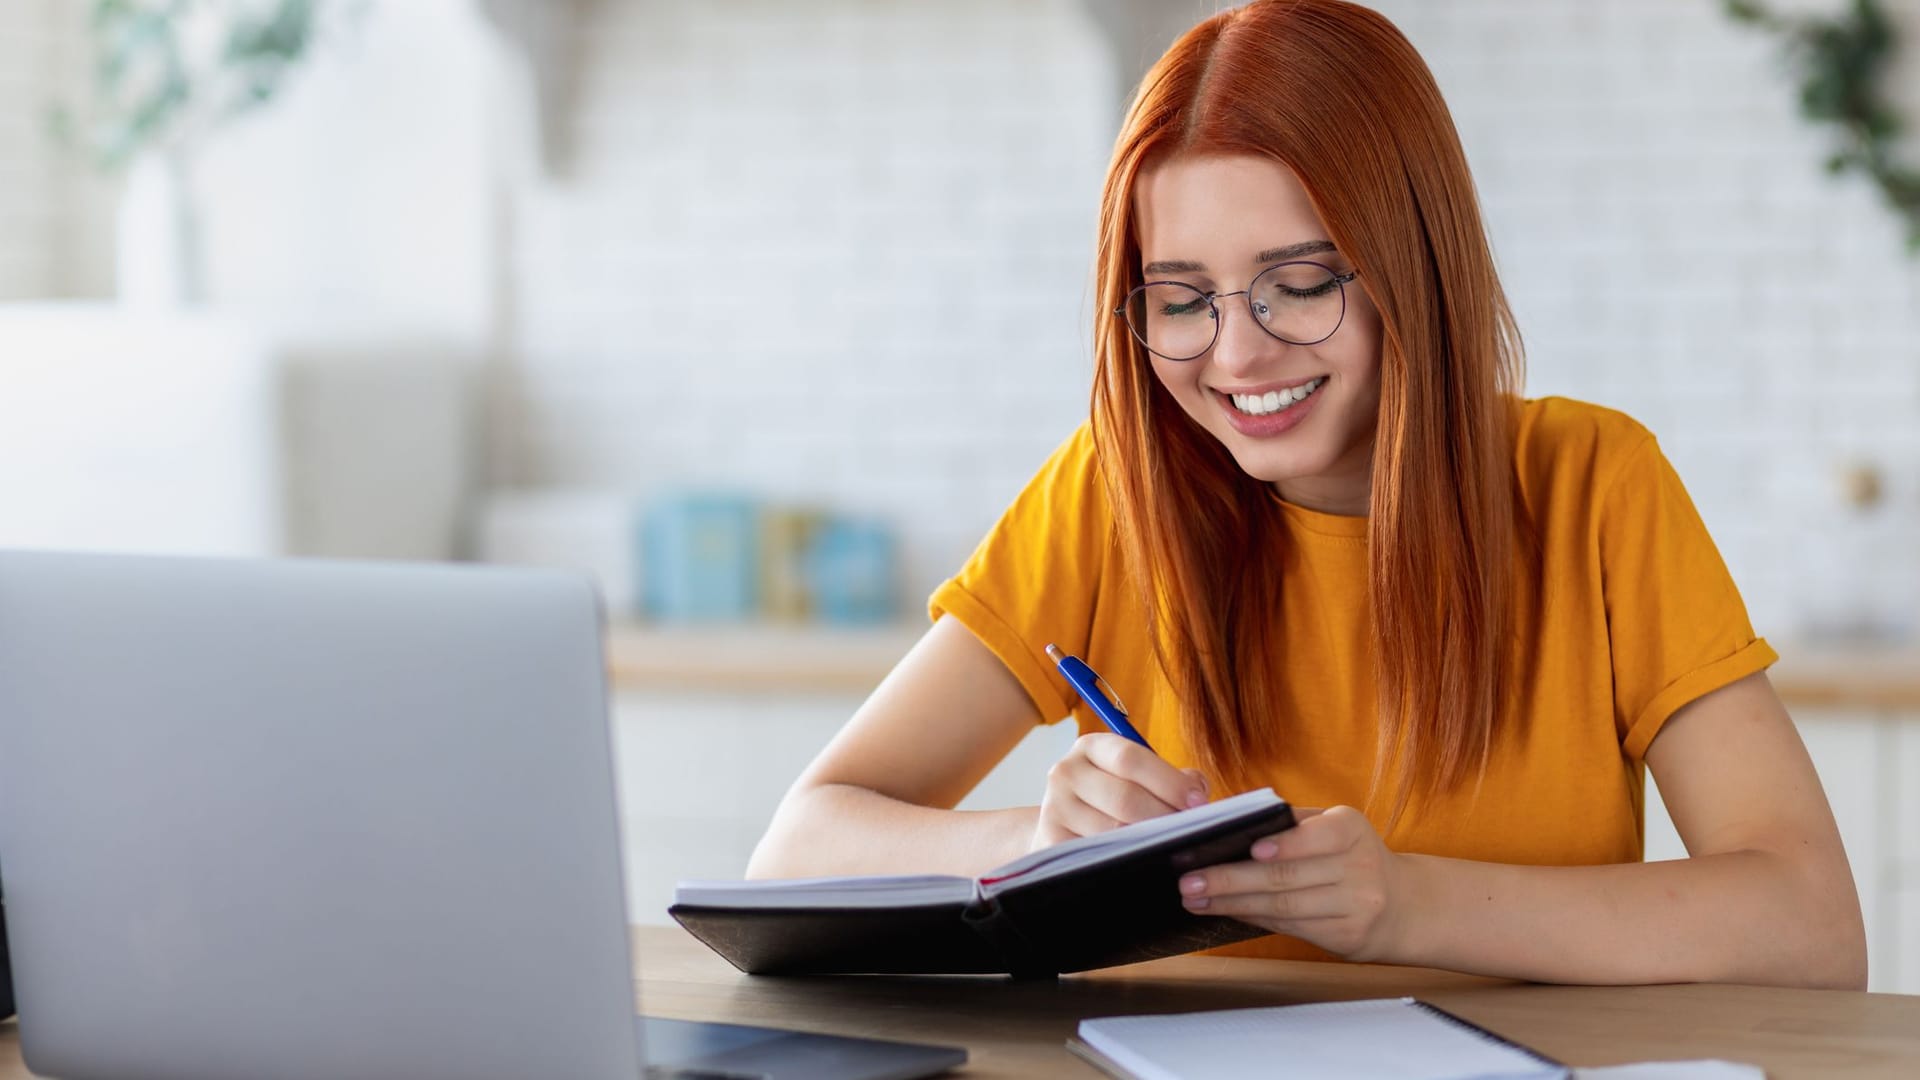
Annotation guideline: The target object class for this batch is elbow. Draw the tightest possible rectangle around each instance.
[1784,852,1869,991]
[1815,860,1869,991]
[745,805,799,880]
[1711,846,1868,990]
[1835,954,1869,993]
[1784,902,1868,990]
[1822,907,1869,992]
[1801,925,1867,991]
[743,847,781,880]
[744,782,832,880]
[743,827,781,879]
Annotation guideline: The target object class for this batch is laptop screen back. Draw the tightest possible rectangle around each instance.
[0,552,643,1080]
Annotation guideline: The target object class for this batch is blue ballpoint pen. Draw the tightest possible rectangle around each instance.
[1045,643,1153,752]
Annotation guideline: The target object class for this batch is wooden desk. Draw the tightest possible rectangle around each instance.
[630,926,1920,1078]
[5,926,1919,1078]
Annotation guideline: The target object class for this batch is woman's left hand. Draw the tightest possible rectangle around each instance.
[1178,805,1416,962]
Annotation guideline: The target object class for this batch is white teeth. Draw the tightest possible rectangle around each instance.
[1231,377,1325,416]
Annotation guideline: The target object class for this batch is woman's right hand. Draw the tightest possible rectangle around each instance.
[1031,733,1211,851]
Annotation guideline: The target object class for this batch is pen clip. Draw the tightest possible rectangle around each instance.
[1044,643,1129,716]
[1087,670,1128,717]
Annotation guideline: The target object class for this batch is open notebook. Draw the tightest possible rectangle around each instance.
[671,789,1295,977]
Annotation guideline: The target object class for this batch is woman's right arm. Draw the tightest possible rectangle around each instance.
[746,615,1208,880]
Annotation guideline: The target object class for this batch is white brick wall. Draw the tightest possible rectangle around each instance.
[0,0,60,299]
[0,0,114,300]
[501,0,1115,603]
[1374,0,1920,645]
[502,0,1920,640]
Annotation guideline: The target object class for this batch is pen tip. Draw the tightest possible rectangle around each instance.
[1045,643,1064,663]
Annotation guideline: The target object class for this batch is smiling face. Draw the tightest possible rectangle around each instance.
[1130,154,1384,516]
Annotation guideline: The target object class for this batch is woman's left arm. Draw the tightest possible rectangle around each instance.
[1180,671,1868,988]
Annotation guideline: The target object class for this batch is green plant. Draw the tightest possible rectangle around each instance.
[1725,0,1920,252]
[48,0,335,171]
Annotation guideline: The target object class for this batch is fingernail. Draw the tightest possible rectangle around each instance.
[1252,840,1278,860]
[1184,896,1210,910]
[1186,789,1207,808]
[1180,875,1206,895]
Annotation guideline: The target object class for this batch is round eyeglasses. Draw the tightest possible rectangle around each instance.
[1116,260,1359,362]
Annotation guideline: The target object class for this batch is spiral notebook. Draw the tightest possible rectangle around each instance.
[1069,997,1567,1080]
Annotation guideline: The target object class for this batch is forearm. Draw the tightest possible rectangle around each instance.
[1391,849,1867,989]
[746,782,1038,880]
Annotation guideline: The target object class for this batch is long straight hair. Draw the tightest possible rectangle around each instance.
[1090,0,1527,824]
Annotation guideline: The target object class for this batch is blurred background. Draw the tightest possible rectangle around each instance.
[2,0,1917,988]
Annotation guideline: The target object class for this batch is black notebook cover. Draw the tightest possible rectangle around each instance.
[670,790,1296,977]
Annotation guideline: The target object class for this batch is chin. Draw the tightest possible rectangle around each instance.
[1220,442,1334,486]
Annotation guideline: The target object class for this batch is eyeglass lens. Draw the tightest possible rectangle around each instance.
[1122,261,1348,361]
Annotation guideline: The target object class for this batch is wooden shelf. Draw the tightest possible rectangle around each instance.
[605,620,923,694]
[1769,640,1920,711]
[606,622,1920,710]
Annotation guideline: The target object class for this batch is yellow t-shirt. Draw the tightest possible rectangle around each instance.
[927,396,1776,963]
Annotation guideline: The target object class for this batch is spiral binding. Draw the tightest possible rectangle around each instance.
[1405,998,1566,1071]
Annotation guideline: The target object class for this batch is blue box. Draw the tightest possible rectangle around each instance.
[805,517,897,625]
[638,494,759,622]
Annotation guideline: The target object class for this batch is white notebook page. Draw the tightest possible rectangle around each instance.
[674,788,1287,909]
[979,788,1285,891]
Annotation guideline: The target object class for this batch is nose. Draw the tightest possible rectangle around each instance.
[1205,292,1287,378]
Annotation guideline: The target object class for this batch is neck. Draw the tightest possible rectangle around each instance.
[1272,461,1371,517]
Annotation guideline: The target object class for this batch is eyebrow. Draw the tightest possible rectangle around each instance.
[1141,239,1337,276]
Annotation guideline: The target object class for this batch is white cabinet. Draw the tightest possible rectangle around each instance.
[1897,887,1920,997]
[1898,720,1920,890]
[1894,723,1920,993]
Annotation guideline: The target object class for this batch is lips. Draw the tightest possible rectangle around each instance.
[1214,376,1325,438]
[1223,376,1328,417]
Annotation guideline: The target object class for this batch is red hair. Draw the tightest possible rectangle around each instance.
[1090,0,1527,824]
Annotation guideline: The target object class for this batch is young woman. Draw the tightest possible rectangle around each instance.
[748,0,1866,989]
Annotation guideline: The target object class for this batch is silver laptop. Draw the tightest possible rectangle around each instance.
[0,551,964,1080]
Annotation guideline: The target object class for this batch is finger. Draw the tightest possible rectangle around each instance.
[1047,790,1127,840]
[1079,733,1207,810]
[1178,852,1345,901]
[1068,757,1186,825]
[1181,768,1211,801]
[1052,745,1182,810]
[1185,882,1348,921]
[1257,806,1362,860]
